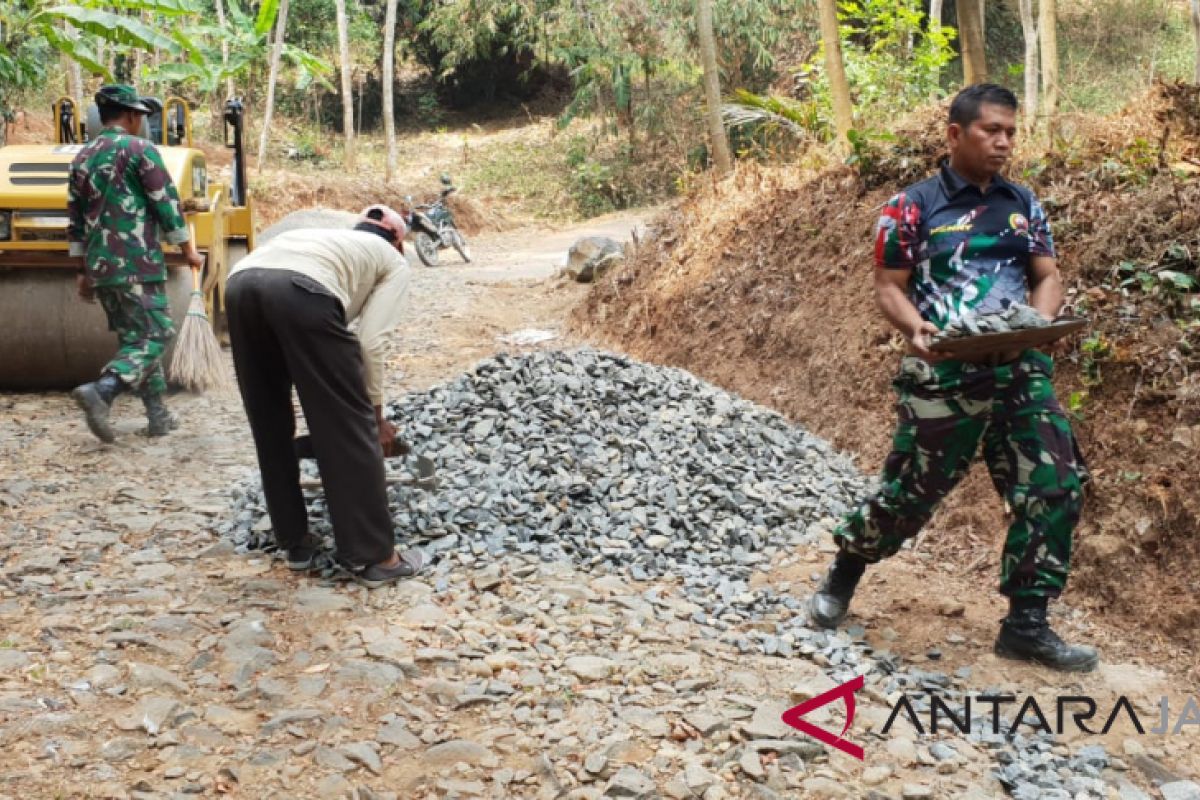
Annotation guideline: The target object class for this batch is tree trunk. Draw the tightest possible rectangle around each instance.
[214,0,233,99]
[383,0,398,182]
[929,0,945,95]
[63,22,82,107]
[818,0,854,154]
[696,0,731,175]
[1039,0,1058,138]
[1191,0,1200,84]
[256,0,289,172]
[335,0,355,171]
[1018,0,1038,137]
[958,0,987,85]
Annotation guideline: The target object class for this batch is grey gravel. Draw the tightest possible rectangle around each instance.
[224,350,870,642]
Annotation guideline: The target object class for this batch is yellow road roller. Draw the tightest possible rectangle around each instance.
[0,96,255,389]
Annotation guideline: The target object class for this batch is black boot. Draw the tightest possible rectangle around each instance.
[994,597,1099,672]
[808,551,867,629]
[141,392,178,437]
[70,373,126,443]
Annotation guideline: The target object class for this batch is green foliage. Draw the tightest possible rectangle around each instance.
[1066,389,1087,419]
[142,0,332,94]
[416,90,442,125]
[721,87,822,150]
[1109,249,1199,314]
[1079,333,1112,387]
[805,0,955,132]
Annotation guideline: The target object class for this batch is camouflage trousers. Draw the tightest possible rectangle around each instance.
[834,350,1087,599]
[96,281,175,396]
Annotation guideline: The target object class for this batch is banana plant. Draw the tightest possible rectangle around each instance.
[23,0,200,78]
[143,0,330,93]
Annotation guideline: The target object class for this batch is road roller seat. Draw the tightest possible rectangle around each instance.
[84,101,180,145]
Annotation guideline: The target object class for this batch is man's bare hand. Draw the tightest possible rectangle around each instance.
[183,243,205,270]
[908,320,944,362]
[378,417,399,457]
[76,273,95,303]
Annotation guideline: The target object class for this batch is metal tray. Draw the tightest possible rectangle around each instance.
[929,317,1088,359]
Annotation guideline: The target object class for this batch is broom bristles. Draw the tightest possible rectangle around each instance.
[169,290,228,392]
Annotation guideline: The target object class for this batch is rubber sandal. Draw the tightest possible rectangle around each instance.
[353,548,427,588]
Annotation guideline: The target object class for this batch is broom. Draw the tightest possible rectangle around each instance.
[169,220,228,392]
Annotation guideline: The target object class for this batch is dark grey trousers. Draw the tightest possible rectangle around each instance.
[225,268,394,567]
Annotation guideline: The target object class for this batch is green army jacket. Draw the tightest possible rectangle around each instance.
[67,127,190,287]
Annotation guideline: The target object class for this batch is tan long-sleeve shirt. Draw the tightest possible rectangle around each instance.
[231,228,410,405]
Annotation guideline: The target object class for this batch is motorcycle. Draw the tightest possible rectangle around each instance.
[407,174,472,267]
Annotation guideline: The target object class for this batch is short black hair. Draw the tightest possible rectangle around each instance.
[98,104,124,125]
[949,83,1018,128]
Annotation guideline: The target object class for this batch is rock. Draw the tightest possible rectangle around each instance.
[100,737,146,762]
[399,603,448,627]
[424,739,493,767]
[365,639,413,667]
[315,746,356,772]
[565,656,615,681]
[862,766,891,785]
[744,702,793,739]
[684,763,715,793]
[584,751,609,774]
[936,600,965,617]
[471,564,503,591]
[376,721,420,749]
[339,742,382,775]
[603,766,655,798]
[684,712,729,736]
[886,736,918,766]
[1116,780,1152,800]
[565,237,625,283]
[644,535,671,550]
[900,785,934,800]
[663,780,692,800]
[115,696,181,734]
[333,660,405,688]
[1161,782,1200,800]
[315,773,354,800]
[0,650,30,670]
[739,748,765,780]
[127,662,188,694]
[800,777,850,798]
[261,708,323,733]
[293,587,354,614]
[929,742,957,761]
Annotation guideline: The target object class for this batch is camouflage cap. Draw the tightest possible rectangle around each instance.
[95,84,153,114]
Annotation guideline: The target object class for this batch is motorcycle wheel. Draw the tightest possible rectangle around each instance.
[414,232,439,267]
[449,229,472,263]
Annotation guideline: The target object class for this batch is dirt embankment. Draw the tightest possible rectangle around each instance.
[574,83,1200,654]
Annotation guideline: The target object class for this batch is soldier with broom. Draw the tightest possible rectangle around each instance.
[68,84,204,443]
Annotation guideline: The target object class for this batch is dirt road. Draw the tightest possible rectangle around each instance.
[0,212,1196,800]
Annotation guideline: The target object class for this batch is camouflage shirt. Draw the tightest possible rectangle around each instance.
[67,127,190,287]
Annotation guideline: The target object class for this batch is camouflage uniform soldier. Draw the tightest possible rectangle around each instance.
[67,84,204,443]
[808,84,1099,672]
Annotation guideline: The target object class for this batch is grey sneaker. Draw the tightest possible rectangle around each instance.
[285,535,321,571]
